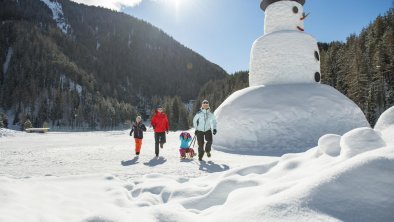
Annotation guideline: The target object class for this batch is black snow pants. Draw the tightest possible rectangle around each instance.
[154,132,166,155]
[196,130,213,159]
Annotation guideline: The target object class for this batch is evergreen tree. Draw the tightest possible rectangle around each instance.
[23,119,32,130]
[0,113,4,128]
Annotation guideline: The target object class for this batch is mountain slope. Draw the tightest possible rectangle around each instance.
[0,0,227,128]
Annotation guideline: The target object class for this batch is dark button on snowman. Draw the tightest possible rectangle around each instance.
[213,0,370,156]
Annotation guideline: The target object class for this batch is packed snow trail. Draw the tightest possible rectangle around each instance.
[0,129,272,180]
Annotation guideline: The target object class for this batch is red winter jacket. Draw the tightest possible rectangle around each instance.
[150,111,169,133]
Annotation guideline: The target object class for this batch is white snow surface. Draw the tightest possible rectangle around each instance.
[264,1,305,35]
[40,0,71,34]
[317,134,341,157]
[0,128,21,138]
[340,127,386,158]
[0,108,393,222]
[249,31,320,86]
[375,106,394,146]
[2,47,13,75]
[375,106,394,132]
[214,84,370,156]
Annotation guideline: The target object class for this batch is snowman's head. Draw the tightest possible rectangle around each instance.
[263,0,307,35]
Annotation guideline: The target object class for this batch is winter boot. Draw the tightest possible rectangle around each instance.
[198,152,204,161]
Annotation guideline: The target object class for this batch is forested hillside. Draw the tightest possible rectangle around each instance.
[319,7,394,125]
[0,0,227,130]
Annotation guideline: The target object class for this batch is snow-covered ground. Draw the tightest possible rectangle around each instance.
[0,128,268,180]
[0,107,393,222]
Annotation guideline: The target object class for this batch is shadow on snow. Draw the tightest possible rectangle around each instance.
[199,160,230,173]
[143,157,167,167]
[121,156,139,166]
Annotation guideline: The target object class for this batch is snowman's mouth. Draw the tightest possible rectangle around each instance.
[297,26,304,31]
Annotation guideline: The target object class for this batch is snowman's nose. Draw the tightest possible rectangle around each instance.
[301,12,310,20]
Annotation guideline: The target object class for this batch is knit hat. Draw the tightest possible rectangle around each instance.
[202,100,209,104]
[180,132,191,139]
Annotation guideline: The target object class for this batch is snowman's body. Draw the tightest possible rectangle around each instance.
[250,31,320,85]
[250,0,320,86]
[213,0,369,156]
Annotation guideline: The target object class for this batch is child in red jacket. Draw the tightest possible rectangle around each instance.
[150,105,169,157]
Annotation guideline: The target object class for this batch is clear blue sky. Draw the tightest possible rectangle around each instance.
[121,0,393,74]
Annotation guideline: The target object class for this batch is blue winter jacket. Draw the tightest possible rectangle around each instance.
[193,108,217,132]
[179,136,192,149]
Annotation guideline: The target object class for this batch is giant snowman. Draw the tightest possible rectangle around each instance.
[213,0,370,156]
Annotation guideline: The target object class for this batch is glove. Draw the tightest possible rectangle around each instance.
[213,129,217,135]
[166,130,169,134]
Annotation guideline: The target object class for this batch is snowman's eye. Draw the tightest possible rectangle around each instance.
[292,6,299,14]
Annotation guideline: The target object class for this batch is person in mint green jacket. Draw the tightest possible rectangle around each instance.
[193,99,217,161]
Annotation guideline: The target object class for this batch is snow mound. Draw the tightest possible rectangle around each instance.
[0,128,20,138]
[125,139,394,221]
[375,106,394,146]
[340,127,386,158]
[381,127,394,146]
[214,84,370,156]
[301,149,394,222]
[317,134,341,157]
[375,106,394,132]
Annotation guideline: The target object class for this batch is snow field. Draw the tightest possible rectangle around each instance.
[0,108,393,221]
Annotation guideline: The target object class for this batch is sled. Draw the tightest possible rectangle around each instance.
[180,148,196,159]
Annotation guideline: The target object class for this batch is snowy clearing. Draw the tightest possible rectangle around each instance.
[0,129,270,180]
[0,107,393,222]
[0,128,393,221]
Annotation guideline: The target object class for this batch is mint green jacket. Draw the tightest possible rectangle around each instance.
[193,108,217,132]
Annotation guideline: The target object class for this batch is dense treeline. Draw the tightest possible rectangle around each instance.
[148,96,190,131]
[194,71,249,113]
[0,0,227,130]
[320,7,394,126]
[195,7,394,127]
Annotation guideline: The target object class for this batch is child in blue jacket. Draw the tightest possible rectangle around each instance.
[179,132,194,159]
